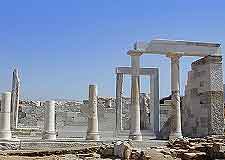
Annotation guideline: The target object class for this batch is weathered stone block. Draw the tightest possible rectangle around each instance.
[183,55,224,138]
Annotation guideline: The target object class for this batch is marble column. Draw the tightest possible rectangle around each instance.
[0,92,12,140]
[10,69,20,130]
[150,69,160,136]
[43,100,56,140]
[116,73,123,132]
[86,85,100,141]
[168,54,183,139]
[128,52,142,141]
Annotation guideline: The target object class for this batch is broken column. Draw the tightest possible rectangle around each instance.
[128,51,142,141]
[86,85,100,141]
[10,69,20,130]
[0,92,12,140]
[43,100,56,140]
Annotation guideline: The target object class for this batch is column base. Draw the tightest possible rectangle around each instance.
[86,132,100,141]
[129,131,142,141]
[42,131,57,140]
[0,130,12,141]
[169,132,183,140]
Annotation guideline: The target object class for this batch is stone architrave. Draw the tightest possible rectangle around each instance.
[43,101,57,140]
[10,69,20,130]
[0,92,12,141]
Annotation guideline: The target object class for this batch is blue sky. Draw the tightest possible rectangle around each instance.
[0,0,224,100]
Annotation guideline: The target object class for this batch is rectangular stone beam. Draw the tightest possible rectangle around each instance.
[133,39,221,56]
[116,67,158,75]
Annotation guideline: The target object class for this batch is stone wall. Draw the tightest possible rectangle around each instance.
[18,98,116,138]
[160,100,172,129]
[182,56,224,137]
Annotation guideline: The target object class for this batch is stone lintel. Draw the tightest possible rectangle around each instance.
[135,39,221,56]
[115,67,158,75]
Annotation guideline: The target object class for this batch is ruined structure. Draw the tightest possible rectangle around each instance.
[0,37,224,160]
[182,55,224,137]
[125,39,222,140]
[0,39,223,144]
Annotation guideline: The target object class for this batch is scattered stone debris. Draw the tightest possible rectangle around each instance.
[0,143,19,151]
[0,136,225,159]
[159,135,225,160]
[114,141,133,158]
[111,136,225,160]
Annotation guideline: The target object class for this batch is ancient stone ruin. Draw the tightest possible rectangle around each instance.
[182,56,224,137]
[0,39,224,160]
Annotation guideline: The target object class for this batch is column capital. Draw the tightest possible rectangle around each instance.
[166,52,182,60]
[127,50,143,56]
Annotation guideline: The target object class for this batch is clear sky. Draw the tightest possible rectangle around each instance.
[0,0,224,101]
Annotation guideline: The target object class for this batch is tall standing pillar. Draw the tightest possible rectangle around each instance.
[168,54,182,139]
[86,85,100,141]
[128,51,142,141]
[11,69,20,130]
[150,69,160,137]
[0,92,12,141]
[43,100,56,140]
[116,73,123,132]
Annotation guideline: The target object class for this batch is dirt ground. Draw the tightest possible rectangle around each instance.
[0,155,114,160]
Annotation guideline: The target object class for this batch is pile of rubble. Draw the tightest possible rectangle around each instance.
[113,136,225,160]
[153,135,225,160]
[114,141,174,160]
[0,137,224,159]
